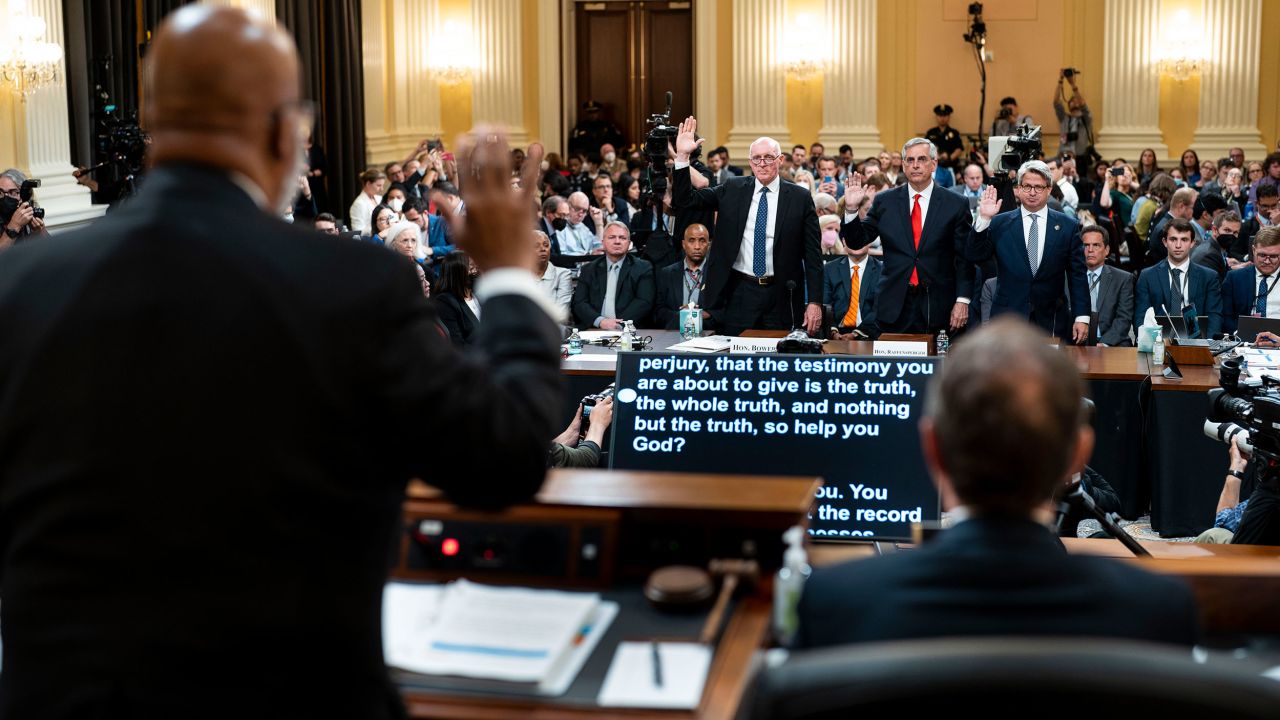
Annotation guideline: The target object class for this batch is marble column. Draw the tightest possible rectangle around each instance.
[1093,0,1168,162]
[537,0,563,154]
[363,0,445,164]
[817,0,880,158]
[471,0,529,147]
[4,0,102,230]
[1192,0,1268,160]
[693,0,719,147]
[725,0,788,160]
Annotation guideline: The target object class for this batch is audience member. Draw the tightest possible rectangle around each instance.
[1179,149,1202,186]
[433,251,482,345]
[549,397,614,468]
[950,163,986,213]
[1147,187,1204,265]
[655,223,713,330]
[313,212,340,235]
[534,230,572,319]
[1080,224,1134,346]
[1247,152,1280,205]
[571,221,655,329]
[538,194,570,254]
[349,168,384,233]
[403,198,453,263]
[1136,218,1223,336]
[1136,148,1161,186]
[558,191,602,255]
[796,318,1198,648]
[824,225,882,339]
[591,173,629,225]
[383,220,430,297]
[1222,224,1280,337]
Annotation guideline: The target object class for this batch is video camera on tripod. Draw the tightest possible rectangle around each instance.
[1203,357,1280,465]
[639,91,679,210]
[987,122,1043,176]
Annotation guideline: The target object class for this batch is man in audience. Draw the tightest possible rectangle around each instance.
[349,168,384,233]
[824,224,883,338]
[815,156,844,201]
[1081,225,1134,346]
[992,95,1031,136]
[711,146,744,177]
[796,318,1198,648]
[1222,224,1280,337]
[1230,147,1246,170]
[970,160,1089,343]
[1240,184,1279,254]
[838,144,855,175]
[707,148,733,186]
[1147,187,1204,265]
[672,117,823,336]
[950,163,986,212]
[591,173,629,226]
[549,396,614,469]
[791,144,811,175]
[571,221,655,329]
[560,191,602,255]
[655,223,713,330]
[314,212,340,235]
[1046,157,1080,217]
[534,229,573,320]
[842,139,975,335]
[1136,218,1223,336]
[538,195,571,254]
[403,198,453,263]
[0,6,563,717]
[1192,205,1240,279]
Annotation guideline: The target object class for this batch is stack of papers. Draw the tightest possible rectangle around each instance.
[383,580,618,695]
[669,335,733,353]
[1239,348,1280,382]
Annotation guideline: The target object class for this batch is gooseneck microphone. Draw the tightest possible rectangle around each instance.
[786,280,798,332]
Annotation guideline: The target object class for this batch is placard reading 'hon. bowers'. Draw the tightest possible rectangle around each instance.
[610,353,939,541]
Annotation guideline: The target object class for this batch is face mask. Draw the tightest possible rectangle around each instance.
[540,160,550,171]
[1217,233,1237,248]
[821,229,839,249]
[0,195,17,219]
[389,198,404,213]
[604,152,616,164]
[551,217,568,231]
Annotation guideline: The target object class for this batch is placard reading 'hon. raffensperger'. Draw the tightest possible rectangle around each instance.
[610,353,940,541]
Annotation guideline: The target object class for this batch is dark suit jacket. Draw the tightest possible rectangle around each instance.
[434,291,480,345]
[822,255,883,336]
[571,253,656,328]
[840,183,976,326]
[1136,259,1224,337]
[796,518,1198,648]
[1221,266,1275,335]
[631,204,717,271]
[672,166,822,322]
[0,163,562,719]
[1093,264,1135,346]
[537,216,563,255]
[655,259,713,331]
[968,208,1089,340]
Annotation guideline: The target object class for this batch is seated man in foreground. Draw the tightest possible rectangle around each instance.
[795,318,1198,648]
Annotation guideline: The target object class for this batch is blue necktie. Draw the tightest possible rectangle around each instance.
[1258,276,1269,317]
[753,187,769,277]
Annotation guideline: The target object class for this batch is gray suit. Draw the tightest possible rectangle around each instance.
[949,184,983,213]
[1091,264,1135,347]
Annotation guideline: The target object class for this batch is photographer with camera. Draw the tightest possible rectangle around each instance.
[1,169,49,250]
[1054,69,1094,160]
[549,392,615,468]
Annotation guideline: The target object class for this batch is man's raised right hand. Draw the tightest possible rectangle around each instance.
[673,116,704,161]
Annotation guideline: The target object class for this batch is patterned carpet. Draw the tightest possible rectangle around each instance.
[1077,516,1195,543]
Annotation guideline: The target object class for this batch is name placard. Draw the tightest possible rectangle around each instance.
[729,338,781,354]
[872,340,929,357]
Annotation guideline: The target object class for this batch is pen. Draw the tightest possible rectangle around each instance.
[651,641,663,688]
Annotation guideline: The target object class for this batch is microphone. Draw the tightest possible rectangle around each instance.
[1159,304,1181,341]
[786,280,798,332]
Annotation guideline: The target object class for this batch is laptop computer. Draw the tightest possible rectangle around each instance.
[1235,315,1280,342]
[1156,314,1210,343]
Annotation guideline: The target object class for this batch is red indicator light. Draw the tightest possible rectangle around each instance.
[441,538,460,557]
[483,549,495,561]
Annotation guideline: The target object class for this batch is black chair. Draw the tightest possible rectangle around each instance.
[739,637,1280,720]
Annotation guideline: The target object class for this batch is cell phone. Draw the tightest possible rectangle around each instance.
[443,152,455,162]
[823,176,834,184]
[1110,167,1125,177]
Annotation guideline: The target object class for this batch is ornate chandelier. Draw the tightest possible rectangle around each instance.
[0,3,64,99]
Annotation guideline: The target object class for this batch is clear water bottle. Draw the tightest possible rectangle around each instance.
[620,321,635,351]
[936,329,950,356]
[680,302,702,340]
[568,328,582,355]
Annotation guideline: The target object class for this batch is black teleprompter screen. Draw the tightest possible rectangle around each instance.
[609,352,940,541]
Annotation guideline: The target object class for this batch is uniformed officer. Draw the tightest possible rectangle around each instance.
[925,104,965,170]
[568,100,624,161]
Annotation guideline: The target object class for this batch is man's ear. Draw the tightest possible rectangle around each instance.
[920,417,960,511]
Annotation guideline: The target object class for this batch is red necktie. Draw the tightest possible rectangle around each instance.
[910,193,922,286]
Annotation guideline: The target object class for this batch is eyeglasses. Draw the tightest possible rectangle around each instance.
[1255,251,1280,263]
[569,206,587,214]
[1019,184,1050,193]
[0,188,19,198]
[749,154,780,166]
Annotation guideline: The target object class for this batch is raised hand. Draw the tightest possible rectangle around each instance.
[843,172,868,208]
[977,185,1002,221]
[673,116,704,160]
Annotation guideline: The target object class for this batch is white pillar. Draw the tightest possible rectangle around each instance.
[363,0,445,164]
[725,0,788,160]
[693,0,719,147]
[817,0,879,158]
[472,0,529,146]
[361,0,388,162]
[536,0,562,154]
[1192,0,1268,161]
[9,0,103,230]
[1094,0,1168,162]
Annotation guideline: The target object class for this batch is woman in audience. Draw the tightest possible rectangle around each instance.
[1169,168,1185,183]
[1178,149,1201,186]
[1222,167,1246,212]
[793,169,816,196]
[1251,152,1280,204]
[1246,160,1265,191]
[1198,159,1218,190]
[617,175,641,218]
[433,251,481,346]
[1133,173,1176,245]
[1096,164,1136,232]
[819,214,845,258]
[382,221,430,297]
[367,203,396,240]
[1137,148,1160,185]
[384,185,407,216]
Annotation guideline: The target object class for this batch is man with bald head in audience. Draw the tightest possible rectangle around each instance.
[655,222,714,330]
[0,6,562,718]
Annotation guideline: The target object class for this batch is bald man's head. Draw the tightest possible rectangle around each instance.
[146,6,307,212]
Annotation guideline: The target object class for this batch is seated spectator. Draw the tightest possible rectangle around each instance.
[1133,173,1176,247]
[534,230,572,320]
[313,212,340,235]
[433,251,481,346]
[548,397,614,468]
[617,175,641,218]
[367,203,396,243]
[1136,218,1223,337]
[793,169,816,196]
[1193,210,1245,280]
[383,221,430,297]
[1222,225,1280,337]
[348,168,384,233]
[655,223,713,331]
[795,318,1198,648]
[559,191,603,255]
[383,185,407,215]
[590,173,629,226]
[1220,166,1246,213]
[571,221,655,329]
[1136,148,1161,186]
[402,198,453,263]
[1247,152,1280,205]
[819,214,846,258]
[814,156,844,201]
[1178,149,1202,186]
[824,228,882,339]
[1081,224,1134,346]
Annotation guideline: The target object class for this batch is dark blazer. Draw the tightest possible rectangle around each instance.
[571,253,656,328]
[968,208,1089,340]
[0,164,562,719]
[655,259,713,331]
[537,216,563,255]
[1221,266,1275,335]
[841,183,976,326]
[796,518,1198,648]
[822,255,883,336]
[434,291,480,345]
[1136,259,1223,337]
[672,166,822,321]
[631,204,717,271]
[1092,264,1135,346]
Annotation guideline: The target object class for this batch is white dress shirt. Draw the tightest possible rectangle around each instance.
[846,255,869,325]
[1254,269,1280,318]
[537,262,574,321]
[1167,257,1192,311]
[733,175,782,277]
[349,192,381,233]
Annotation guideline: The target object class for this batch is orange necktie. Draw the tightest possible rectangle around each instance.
[910,193,922,286]
[842,265,861,327]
